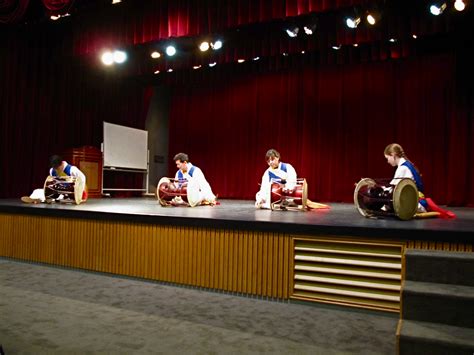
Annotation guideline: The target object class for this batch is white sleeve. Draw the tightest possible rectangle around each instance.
[193,168,215,201]
[256,170,271,208]
[390,165,412,185]
[70,166,86,184]
[285,163,298,189]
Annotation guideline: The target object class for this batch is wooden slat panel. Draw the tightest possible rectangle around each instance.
[0,213,292,300]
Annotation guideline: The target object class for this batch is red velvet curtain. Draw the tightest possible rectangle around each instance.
[168,53,473,205]
[0,28,151,198]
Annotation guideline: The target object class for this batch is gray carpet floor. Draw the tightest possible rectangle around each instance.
[0,258,398,354]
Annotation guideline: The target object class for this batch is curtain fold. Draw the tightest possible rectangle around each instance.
[168,53,473,205]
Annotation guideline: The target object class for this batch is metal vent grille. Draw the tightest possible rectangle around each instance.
[292,238,404,312]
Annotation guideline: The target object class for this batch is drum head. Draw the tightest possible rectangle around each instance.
[301,179,308,208]
[156,177,172,206]
[73,175,85,204]
[186,180,201,207]
[393,178,418,220]
[353,178,377,217]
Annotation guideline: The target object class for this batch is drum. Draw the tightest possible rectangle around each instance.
[43,175,86,205]
[270,178,308,211]
[156,177,201,207]
[354,178,418,220]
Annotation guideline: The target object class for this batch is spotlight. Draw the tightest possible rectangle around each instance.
[332,45,342,50]
[303,24,317,35]
[113,50,127,64]
[199,42,210,52]
[454,0,465,11]
[430,2,447,15]
[237,59,245,63]
[193,65,202,70]
[112,0,122,3]
[366,14,376,25]
[50,15,60,21]
[154,70,160,74]
[389,38,397,43]
[165,45,176,56]
[209,62,217,67]
[346,17,361,28]
[285,26,299,38]
[101,51,114,65]
[167,68,173,72]
[151,51,161,59]
[211,40,222,50]
[252,57,260,61]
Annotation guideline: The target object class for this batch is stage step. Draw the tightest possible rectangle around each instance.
[397,319,474,355]
[402,280,474,328]
[405,250,474,286]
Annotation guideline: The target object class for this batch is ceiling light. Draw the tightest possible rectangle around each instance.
[211,40,222,50]
[165,46,176,56]
[113,50,127,64]
[151,51,161,59]
[454,0,465,11]
[285,26,299,38]
[346,17,361,28]
[101,52,114,65]
[199,42,210,52]
[430,3,447,15]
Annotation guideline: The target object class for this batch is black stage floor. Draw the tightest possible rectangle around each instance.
[0,198,473,242]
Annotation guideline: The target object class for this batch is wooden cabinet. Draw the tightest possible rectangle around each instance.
[62,146,102,198]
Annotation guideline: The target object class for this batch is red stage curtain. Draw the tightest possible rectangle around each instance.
[0,0,30,24]
[42,0,75,15]
[168,53,473,205]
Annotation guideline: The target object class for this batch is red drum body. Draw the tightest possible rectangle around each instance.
[270,178,308,211]
[43,175,86,205]
[156,177,200,207]
[354,178,418,220]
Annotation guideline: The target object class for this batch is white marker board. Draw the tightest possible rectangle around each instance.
[103,122,148,170]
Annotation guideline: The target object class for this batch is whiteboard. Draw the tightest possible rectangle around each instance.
[103,122,148,170]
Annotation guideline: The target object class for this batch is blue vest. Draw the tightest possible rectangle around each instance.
[177,165,196,181]
[402,161,424,193]
[268,162,288,182]
[51,164,73,177]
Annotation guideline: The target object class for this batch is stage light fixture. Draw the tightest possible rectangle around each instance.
[346,16,361,28]
[151,51,161,59]
[237,59,245,63]
[211,40,222,50]
[332,45,342,50]
[430,2,447,15]
[193,65,202,69]
[366,13,376,25]
[113,50,127,64]
[167,68,173,72]
[101,51,114,65]
[454,0,465,11]
[112,0,122,4]
[389,38,397,43]
[209,62,217,67]
[303,24,317,35]
[252,57,260,61]
[165,45,176,56]
[199,42,210,52]
[285,26,299,38]
[154,70,160,74]
[50,15,60,20]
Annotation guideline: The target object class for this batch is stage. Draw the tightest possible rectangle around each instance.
[0,198,473,241]
[0,198,473,312]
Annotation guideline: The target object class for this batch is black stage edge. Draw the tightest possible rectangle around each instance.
[0,198,473,243]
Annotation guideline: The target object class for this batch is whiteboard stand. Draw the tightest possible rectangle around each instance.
[101,166,149,195]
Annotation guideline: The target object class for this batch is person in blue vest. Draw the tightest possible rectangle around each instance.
[21,155,87,203]
[384,143,454,218]
[173,152,216,206]
[255,148,297,209]
[384,143,427,213]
